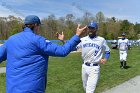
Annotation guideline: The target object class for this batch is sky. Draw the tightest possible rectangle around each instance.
[0,0,140,23]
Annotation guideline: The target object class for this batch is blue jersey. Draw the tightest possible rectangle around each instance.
[0,27,80,93]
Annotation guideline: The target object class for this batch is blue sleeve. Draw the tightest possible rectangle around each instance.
[0,44,7,63]
[37,35,81,57]
[71,46,77,51]
[71,42,82,51]
[102,40,110,60]
[104,51,110,60]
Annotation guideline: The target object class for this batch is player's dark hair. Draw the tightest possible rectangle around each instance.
[22,23,39,30]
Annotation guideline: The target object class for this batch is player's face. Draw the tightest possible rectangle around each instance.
[88,27,97,36]
[122,35,125,38]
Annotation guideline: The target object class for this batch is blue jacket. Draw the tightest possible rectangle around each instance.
[0,27,80,93]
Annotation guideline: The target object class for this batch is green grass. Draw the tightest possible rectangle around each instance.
[46,53,84,93]
[96,47,140,92]
[0,73,6,93]
[0,47,140,93]
[0,61,6,67]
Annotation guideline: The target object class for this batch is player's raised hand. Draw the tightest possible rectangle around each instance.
[76,24,87,37]
[56,32,64,41]
[100,58,107,64]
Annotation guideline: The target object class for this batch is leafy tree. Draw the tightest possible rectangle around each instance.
[96,11,105,23]
[0,12,140,40]
[120,20,130,35]
[134,23,140,34]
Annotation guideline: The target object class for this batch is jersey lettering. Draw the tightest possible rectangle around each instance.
[83,43,101,50]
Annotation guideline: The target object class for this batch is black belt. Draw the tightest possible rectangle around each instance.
[85,62,98,66]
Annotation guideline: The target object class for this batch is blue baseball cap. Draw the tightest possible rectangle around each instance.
[88,22,98,29]
[24,15,41,25]
[122,33,126,36]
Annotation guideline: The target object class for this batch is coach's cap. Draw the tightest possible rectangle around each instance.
[122,33,126,36]
[88,22,98,29]
[24,15,41,25]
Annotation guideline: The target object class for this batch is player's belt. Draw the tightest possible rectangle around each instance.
[85,62,98,66]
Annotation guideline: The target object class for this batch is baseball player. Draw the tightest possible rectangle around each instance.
[136,39,140,48]
[76,22,110,93]
[118,33,129,69]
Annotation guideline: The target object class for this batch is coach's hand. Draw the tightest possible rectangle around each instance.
[56,32,65,44]
[76,24,87,37]
[100,58,107,64]
[56,32,64,41]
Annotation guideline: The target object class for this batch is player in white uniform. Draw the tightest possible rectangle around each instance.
[136,39,140,48]
[118,33,129,69]
[76,22,110,93]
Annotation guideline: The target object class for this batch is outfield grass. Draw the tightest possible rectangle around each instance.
[0,47,140,93]
[0,73,6,93]
[0,61,6,67]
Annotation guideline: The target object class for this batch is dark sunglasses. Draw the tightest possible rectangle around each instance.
[88,27,96,29]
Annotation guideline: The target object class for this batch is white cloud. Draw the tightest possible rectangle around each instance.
[0,0,140,23]
[0,6,24,18]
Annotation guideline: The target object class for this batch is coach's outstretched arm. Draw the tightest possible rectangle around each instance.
[37,24,87,57]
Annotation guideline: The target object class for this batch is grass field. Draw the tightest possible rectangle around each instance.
[0,47,140,93]
[0,62,6,67]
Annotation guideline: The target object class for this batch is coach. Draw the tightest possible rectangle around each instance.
[0,15,87,93]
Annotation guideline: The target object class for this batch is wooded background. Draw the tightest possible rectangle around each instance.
[0,11,140,40]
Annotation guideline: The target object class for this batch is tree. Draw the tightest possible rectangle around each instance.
[96,11,105,23]
[65,14,76,39]
[134,23,140,34]
[46,14,58,39]
[120,20,130,35]
[0,16,22,40]
[82,12,94,24]
[0,12,140,40]
[128,24,136,39]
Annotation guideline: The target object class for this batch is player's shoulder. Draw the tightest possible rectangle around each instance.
[125,38,129,41]
[80,36,105,42]
[96,36,106,42]
[80,36,89,41]
[118,39,122,41]
[96,36,105,40]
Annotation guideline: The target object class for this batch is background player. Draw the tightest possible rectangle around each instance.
[76,22,110,93]
[118,33,129,69]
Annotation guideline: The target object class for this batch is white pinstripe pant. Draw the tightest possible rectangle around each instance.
[82,64,100,93]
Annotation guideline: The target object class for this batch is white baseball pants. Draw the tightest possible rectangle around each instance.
[82,64,100,93]
[119,51,127,61]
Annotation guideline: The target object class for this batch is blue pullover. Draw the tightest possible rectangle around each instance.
[0,27,81,93]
